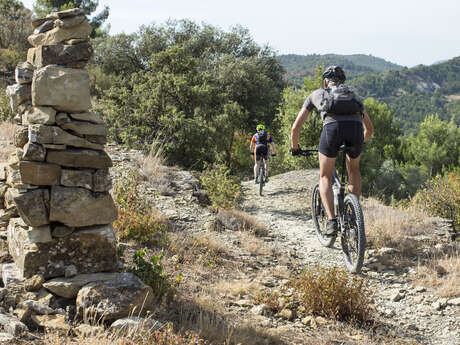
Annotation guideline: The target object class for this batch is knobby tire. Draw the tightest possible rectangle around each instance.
[311,184,336,247]
[341,193,366,273]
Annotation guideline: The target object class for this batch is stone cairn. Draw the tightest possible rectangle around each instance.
[0,8,153,335]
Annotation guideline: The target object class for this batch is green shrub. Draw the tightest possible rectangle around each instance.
[412,173,460,233]
[129,249,181,303]
[113,170,169,245]
[0,88,13,122]
[200,164,241,210]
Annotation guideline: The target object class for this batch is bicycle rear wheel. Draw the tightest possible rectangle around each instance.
[341,193,366,273]
[259,160,264,196]
[311,184,336,247]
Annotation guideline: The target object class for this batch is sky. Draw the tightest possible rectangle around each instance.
[22,0,460,67]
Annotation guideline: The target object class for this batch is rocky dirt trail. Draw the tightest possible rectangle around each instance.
[240,171,459,345]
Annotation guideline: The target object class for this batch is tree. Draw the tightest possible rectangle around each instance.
[33,0,109,37]
[93,20,285,171]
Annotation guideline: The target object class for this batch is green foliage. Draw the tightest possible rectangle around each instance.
[276,65,323,172]
[406,115,459,177]
[0,87,13,121]
[33,0,109,37]
[412,173,460,231]
[200,164,241,210]
[113,170,169,246]
[129,248,181,303]
[93,20,285,170]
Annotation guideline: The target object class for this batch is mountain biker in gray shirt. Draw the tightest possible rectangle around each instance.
[290,66,374,236]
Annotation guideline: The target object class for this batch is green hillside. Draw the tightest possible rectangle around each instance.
[279,53,404,87]
[349,56,460,133]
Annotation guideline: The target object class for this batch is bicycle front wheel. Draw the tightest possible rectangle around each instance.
[311,184,336,247]
[341,193,366,273]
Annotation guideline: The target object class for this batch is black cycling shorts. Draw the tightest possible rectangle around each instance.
[255,144,268,161]
[318,121,363,159]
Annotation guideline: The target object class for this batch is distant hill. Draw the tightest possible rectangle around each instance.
[279,53,404,87]
[348,56,460,133]
[280,53,460,134]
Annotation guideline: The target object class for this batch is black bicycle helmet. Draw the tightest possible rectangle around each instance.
[322,65,346,84]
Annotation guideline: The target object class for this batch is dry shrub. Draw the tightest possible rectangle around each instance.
[139,141,166,182]
[113,170,170,246]
[363,198,435,250]
[215,209,268,236]
[290,267,374,322]
[416,249,460,297]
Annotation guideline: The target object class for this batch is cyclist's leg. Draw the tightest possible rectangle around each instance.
[346,155,361,197]
[254,146,261,180]
[319,152,336,219]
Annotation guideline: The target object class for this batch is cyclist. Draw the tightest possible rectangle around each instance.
[250,124,276,183]
[290,66,374,236]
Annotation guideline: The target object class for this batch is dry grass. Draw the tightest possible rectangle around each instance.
[215,209,268,236]
[235,231,274,256]
[363,198,436,251]
[415,248,460,297]
[213,278,263,298]
[139,142,166,182]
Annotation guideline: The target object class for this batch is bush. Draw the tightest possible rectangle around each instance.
[412,173,460,234]
[255,266,374,323]
[113,170,169,245]
[290,267,374,322]
[0,88,13,122]
[129,249,181,303]
[200,164,241,210]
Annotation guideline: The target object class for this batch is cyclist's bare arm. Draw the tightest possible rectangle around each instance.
[270,142,276,154]
[362,109,374,142]
[291,107,310,149]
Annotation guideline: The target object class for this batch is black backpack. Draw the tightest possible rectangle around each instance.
[257,130,268,145]
[320,85,362,115]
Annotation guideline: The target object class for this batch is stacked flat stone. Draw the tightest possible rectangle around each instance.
[3,8,118,280]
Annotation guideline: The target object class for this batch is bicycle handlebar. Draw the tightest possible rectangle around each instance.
[293,148,318,157]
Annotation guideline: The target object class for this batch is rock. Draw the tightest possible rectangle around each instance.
[277,308,295,321]
[65,38,88,45]
[391,291,405,302]
[14,125,28,148]
[12,189,50,227]
[33,19,54,34]
[73,324,104,337]
[27,43,93,68]
[51,8,85,19]
[24,275,45,292]
[18,300,54,315]
[8,222,118,279]
[1,262,24,285]
[49,186,117,227]
[32,65,91,112]
[22,142,46,162]
[110,316,160,332]
[54,15,86,28]
[0,164,7,181]
[28,21,91,47]
[0,333,14,343]
[448,297,460,306]
[0,313,28,336]
[0,208,16,223]
[46,148,112,169]
[61,120,108,136]
[15,62,34,84]
[69,112,104,124]
[61,169,92,190]
[93,169,112,192]
[19,161,61,186]
[64,265,77,278]
[55,112,70,126]
[31,314,70,333]
[51,225,74,238]
[24,106,56,125]
[84,135,107,145]
[44,272,121,299]
[6,84,31,113]
[251,304,270,316]
[31,17,48,29]
[29,125,103,150]
[413,295,424,304]
[76,272,154,322]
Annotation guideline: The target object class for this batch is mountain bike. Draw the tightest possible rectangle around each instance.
[296,145,366,273]
[251,152,276,196]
